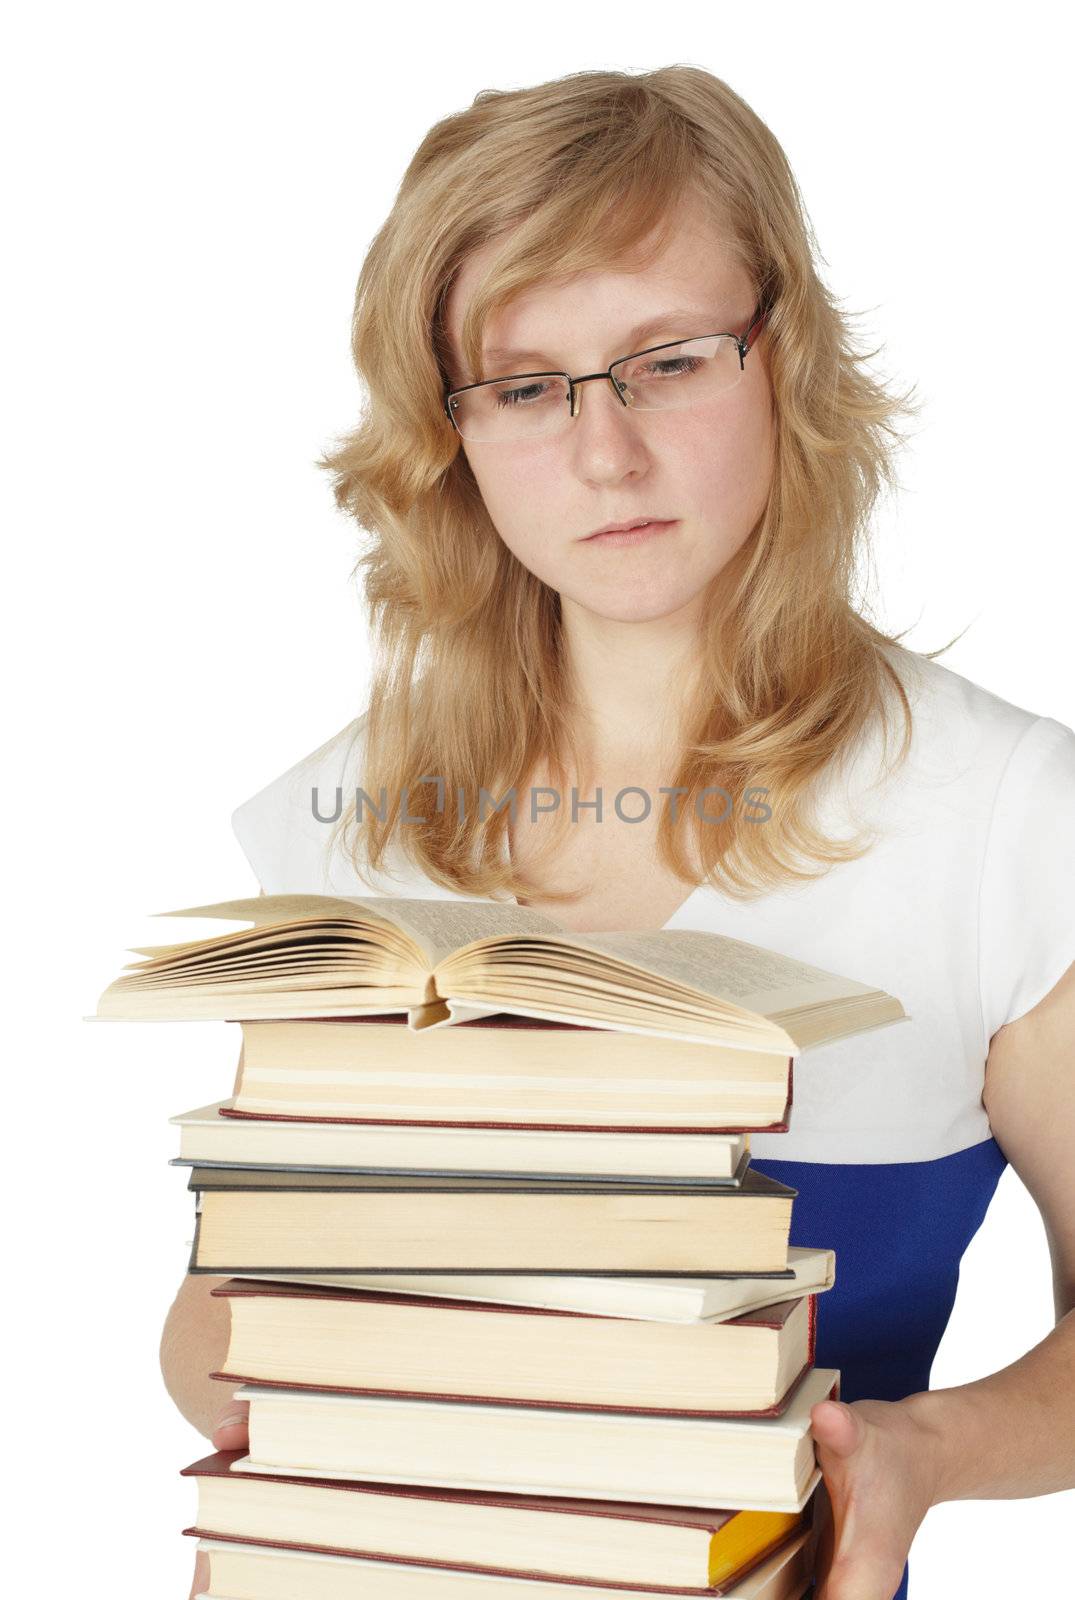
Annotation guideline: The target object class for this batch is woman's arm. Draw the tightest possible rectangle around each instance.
[902,957,1075,1493]
[981,958,1075,1322]
[810,959,1075,1598]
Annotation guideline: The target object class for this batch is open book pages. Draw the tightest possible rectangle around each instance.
[96,893,907,1054]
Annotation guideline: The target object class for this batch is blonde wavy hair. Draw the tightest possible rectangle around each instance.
[319,64,953,906]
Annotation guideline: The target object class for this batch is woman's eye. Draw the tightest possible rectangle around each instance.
[642,355,700,378]
[495,381,549,408]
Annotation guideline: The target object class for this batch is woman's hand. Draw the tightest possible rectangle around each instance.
[809,1396,941,1600]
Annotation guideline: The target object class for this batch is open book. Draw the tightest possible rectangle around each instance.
[95,892,907,1054]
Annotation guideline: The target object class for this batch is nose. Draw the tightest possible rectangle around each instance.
[566,375,651,483]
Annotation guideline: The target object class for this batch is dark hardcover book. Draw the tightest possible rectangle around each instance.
[187,1164,798,1277]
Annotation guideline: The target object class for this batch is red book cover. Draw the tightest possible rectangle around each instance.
[180,1450,811,1595]
[208,1279,818,1419]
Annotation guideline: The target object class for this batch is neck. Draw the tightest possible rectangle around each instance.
[558,592,704,769]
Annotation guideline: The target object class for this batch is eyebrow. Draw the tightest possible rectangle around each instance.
[482,308,731,372]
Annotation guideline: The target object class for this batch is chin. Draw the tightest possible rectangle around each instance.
[561,579,711,626]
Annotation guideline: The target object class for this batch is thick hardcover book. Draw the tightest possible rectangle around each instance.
[219,1012,795,1133]
[225,1366,839,1513]
[181,1449,808,1595]
[170,1099,756,1183]
[192,1527,815,1600]
[208,1279,818,1417]
[186,1165,798,1276]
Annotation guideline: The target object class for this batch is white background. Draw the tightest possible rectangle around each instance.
[7,3,1072,1595]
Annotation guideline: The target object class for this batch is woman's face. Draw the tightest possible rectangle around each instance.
[442,202,776,627]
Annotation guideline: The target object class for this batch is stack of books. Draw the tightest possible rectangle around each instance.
[96,891,908,1600]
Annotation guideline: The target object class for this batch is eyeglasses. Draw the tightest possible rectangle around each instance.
[443,302,768,445]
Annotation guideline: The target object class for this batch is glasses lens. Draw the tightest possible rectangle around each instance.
[448,373,572,443]
[611,335,743,411]
[447,335,746,442]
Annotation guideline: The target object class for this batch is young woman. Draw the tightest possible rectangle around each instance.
[162,68,1075,1600]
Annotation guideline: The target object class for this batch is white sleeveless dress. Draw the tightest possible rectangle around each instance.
[229,651,1075,1406]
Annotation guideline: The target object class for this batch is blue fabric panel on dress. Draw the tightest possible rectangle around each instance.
[753,1136,1008,1599]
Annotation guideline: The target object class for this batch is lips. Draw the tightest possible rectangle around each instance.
[582,518,679,546]
[585,516,671,539]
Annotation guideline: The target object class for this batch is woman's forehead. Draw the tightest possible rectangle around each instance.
[443,213,748,376]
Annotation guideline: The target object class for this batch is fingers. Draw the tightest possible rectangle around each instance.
[811,1399,865,1458]
[210,1398,249,1452]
